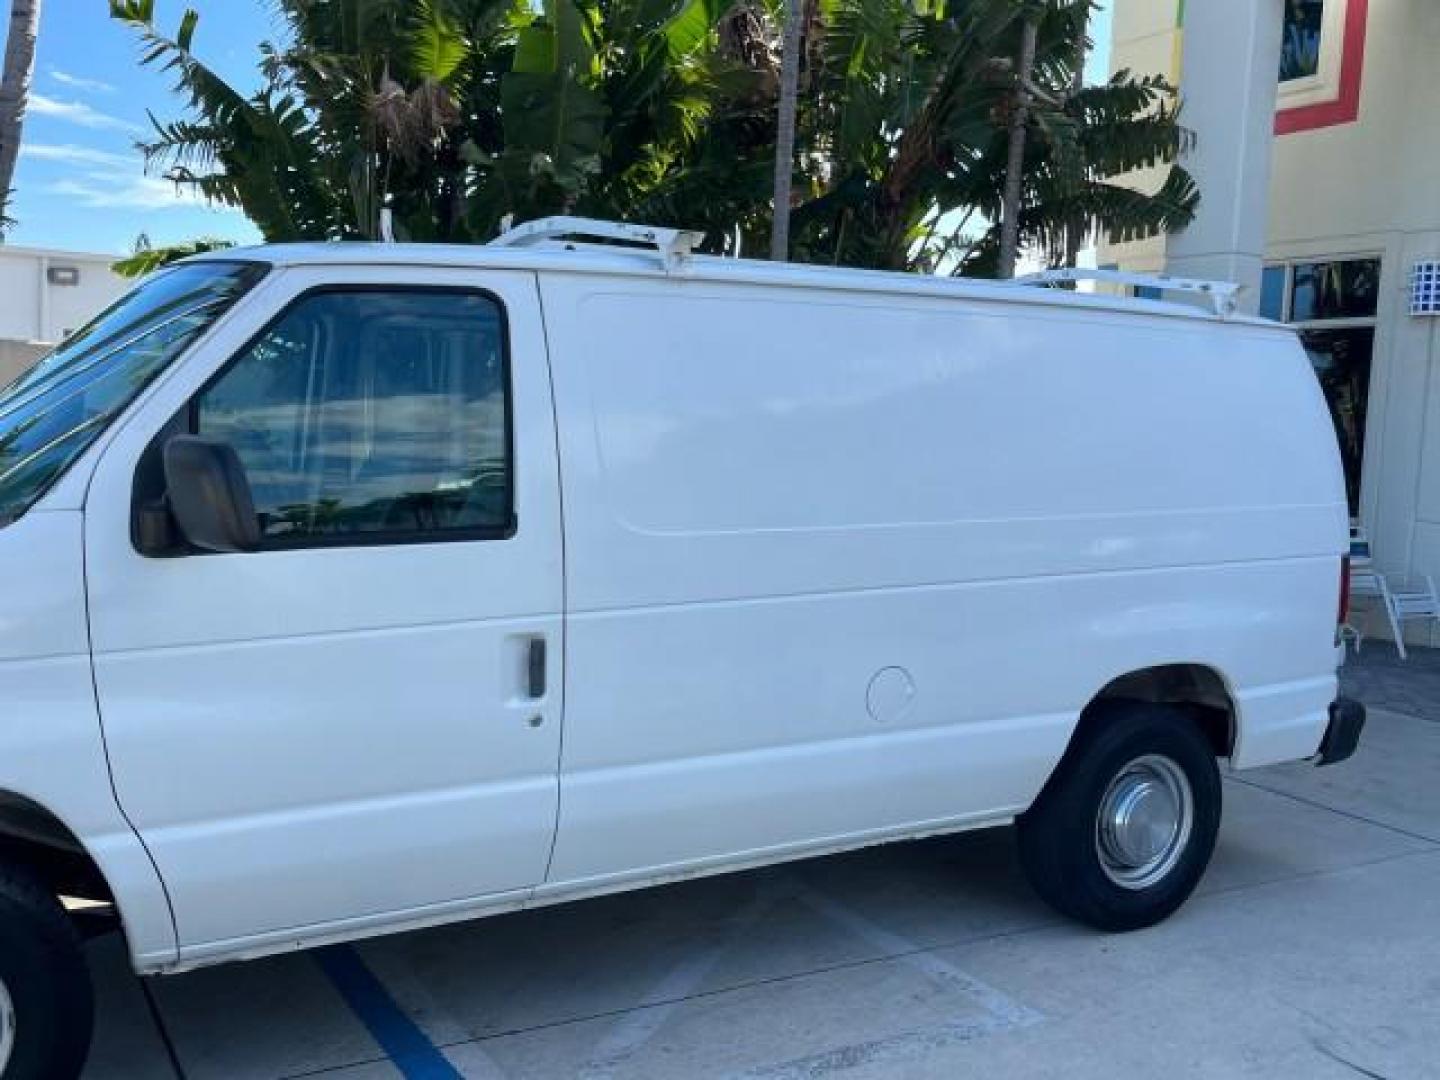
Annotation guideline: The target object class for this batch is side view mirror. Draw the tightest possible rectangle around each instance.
[162,435,261,553]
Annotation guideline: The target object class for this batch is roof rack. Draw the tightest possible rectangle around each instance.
[489,216,706,273]
[1012,267,1243,318]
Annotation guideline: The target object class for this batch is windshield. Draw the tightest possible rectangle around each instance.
[0,260,267,525]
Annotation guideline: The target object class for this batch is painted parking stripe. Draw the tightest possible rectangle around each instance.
[315,944,463,1080]
[580,888,781,1079]
[796,888,1041,1027]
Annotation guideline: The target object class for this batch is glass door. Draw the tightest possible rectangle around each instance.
[1260,257,1380,513]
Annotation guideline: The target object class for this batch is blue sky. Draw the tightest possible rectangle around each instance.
[8,0,1113,256]
[9,0,270,253]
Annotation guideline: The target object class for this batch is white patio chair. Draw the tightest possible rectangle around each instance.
[1346,561,1397,656]
[1344,526,1400,657]
[1345,525,1440,659]
[1386,575,1440,657]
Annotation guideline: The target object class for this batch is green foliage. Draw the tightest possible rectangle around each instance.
[409,0,469,83]
[113,0,1197,273]
[113,237,238,278]
[493,1,608,211]
[112,0,732,242]
[111,0,356,240]
[768,0,1200,274]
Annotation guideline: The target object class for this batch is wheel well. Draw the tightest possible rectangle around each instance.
[1088,664,1237,759]
[0,792,114,904]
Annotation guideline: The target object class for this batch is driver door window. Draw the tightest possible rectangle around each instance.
[195,288,512,545]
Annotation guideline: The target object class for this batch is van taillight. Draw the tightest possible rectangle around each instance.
[1339,556,1351,626]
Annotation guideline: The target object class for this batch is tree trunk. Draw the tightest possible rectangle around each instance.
[997,14,1038,280]
[1063,2,1087,270]
[769,0,803,262]
[0,0,41,229]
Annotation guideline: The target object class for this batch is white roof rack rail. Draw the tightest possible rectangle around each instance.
[489,216,705,272]
[1012,267,1243,318]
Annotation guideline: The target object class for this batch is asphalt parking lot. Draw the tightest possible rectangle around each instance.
[84,662,1440,1079]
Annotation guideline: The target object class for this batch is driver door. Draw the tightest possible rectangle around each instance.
[83,265,563,951]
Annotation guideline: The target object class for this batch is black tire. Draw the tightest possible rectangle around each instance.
[1017,700,1221,931]
[0,861,94,1080]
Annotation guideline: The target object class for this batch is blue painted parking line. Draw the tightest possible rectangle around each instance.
[315,944,464,1080]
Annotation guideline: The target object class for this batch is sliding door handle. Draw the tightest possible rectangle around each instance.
[527,637,547,699]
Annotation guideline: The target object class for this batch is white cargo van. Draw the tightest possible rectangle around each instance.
[0,218,1363,1078]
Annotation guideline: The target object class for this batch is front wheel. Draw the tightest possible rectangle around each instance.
[1017,701,1221,931]
[0,861,94,1080]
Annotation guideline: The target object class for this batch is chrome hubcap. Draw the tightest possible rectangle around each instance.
[0,977,15,1075]
[1096,754,1193,890]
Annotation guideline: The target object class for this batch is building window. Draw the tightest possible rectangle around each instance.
[1303,327,1372,514]
[1280,0,1325,82]
[1264,257,1381,513]
[1290,259,1379,321]
[1260,267,1288,321]
[1275,0,1369,136]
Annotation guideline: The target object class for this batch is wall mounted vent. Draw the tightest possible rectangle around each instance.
[1412,260,1440,316]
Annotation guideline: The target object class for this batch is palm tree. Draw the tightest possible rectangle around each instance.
[765,0,1198,276]
[111,0,477,241]
[997,9,1040,279]
[769,0,802,260]
[113,0,1196,276]
[0,0,41,231]
[1061,0,1087,272]
[112,0,729,243]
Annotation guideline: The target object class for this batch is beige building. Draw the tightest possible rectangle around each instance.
[0,245,128,383]
[1104,0,1440,632]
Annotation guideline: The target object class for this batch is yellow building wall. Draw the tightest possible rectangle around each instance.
[1104,0,1440,631]
[1270,2,1440,244]
[1100,0,1182,274]
[1263,1,1440,583]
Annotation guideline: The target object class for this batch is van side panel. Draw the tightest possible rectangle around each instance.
[541,275,1345,886]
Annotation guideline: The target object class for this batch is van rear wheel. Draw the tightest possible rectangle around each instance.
[0,861,94,1080]
[1017,701,1221,931]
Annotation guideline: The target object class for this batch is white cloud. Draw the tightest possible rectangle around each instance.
[49,69,116,95]
[48,174,212,211]
[25,141,245,218]
[29,94,141,133]
[22,142,135,168]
